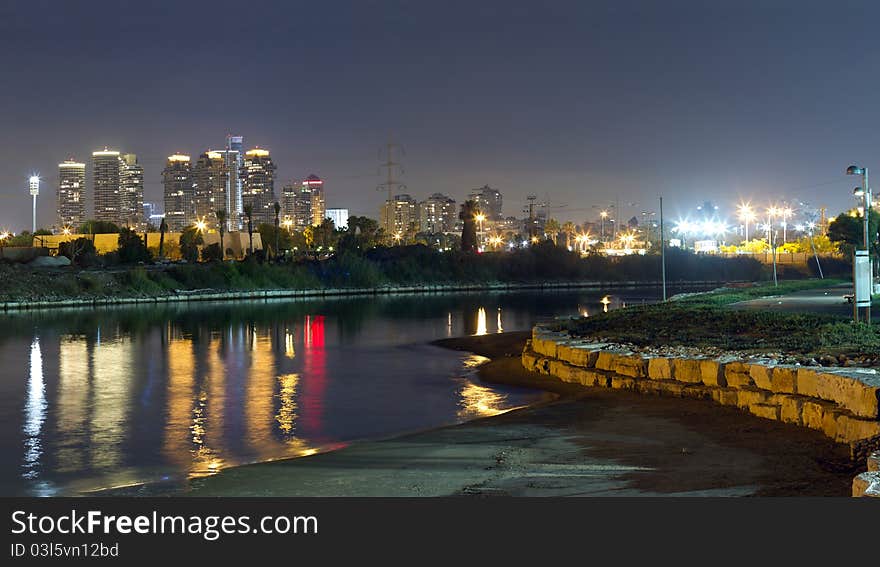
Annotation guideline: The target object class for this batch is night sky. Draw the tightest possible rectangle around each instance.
[2,0,880,232]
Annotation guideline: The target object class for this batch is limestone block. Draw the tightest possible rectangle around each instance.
[736,387,771,410]
[594,372,612,388]
[821,410,840,441]
[836,414,880,443]
[613,354,649,378]
[711,388,739,407]
[868,451,880,472]
[724,370,754,389]
[571,368,602,387]
[801,400,828,431]
[852,471,880,497]
[700,359,727,387]
[549,360,574,382]
[815,369,880,419]
[749,364,774,391]
[559,345,599,368]
[682,384,713,400]
[795,368,821,398]
[775,394,803,425]
[659,381,687,397]
[611,376,636,390]
[521,351,539,372]
[770,366,798,394]
[595,351,618,371]
[725,361,750,374]
[636,380,663,396]
[673,358,703,384]
[532,337,559,358]
[647,357,674,380]
[749,403,780,421]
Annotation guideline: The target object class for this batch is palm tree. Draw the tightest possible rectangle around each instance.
[216,209,227,260]
[273,202,281,261]
[562,221,576,249]
[243,204,254,256]
[459,200,478,252]
[158,218,168,259]
[544,218,561,245]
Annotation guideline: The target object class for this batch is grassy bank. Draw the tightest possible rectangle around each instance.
[556,279,880,361]
[0,244,769,303]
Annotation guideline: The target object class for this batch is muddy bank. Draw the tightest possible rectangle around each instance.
[435,332,859,496]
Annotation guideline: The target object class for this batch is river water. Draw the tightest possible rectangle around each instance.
[0,287,700,496]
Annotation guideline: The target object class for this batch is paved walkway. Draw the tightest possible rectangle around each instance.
[730,283,864,319]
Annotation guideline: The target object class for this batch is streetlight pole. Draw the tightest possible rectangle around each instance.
[848,165,872,323]
[660,196,667,301]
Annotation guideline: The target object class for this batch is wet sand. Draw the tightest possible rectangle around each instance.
[167,332,857,497]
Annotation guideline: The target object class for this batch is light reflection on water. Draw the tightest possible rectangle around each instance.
[0,288,689,495]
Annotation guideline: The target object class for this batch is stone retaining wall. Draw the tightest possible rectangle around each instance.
[523,324,880,465]
[852,451,880,497]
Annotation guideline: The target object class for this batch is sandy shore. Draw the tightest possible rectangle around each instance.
[122,331,858,497]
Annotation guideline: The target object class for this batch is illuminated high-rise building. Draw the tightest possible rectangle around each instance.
[219,134,244,230]
[58,159,86,231]
[119,153,144,229]
[162,154,193,231]
[380,194,418,241]
[241,147,277,225]
[325,208,349,230]
[285,175,326,230]
[193,151,228,228]
[467,185,503,220]
[92,148,122,223]
[419,193,457,233]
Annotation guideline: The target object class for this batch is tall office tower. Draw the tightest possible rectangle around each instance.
[58,159,86,231]
[281,182,297,222]
[193,151,228,227]
[380,194,418,240]
[92,148,122,223]
[325,208,349,230]
[241,147,277,225]
[303,175,325,226]
[419,193,457,233]
[119,153,144,229]
[226,135,243,227]
[467,185,503,220]
[162,154,193,231]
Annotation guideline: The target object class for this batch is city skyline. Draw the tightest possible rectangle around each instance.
[3,1,880,232]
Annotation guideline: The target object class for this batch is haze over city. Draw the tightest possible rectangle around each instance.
[3,0,880,232]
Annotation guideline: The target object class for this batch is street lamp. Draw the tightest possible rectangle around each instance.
[847,164,872,322]
[737,203,755,242]
[194,219,208,233]
[474,213,486,250]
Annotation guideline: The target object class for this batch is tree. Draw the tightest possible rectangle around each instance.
[257,223,292,258]
[243,204,254,255]
[216,209,227,260]
[117,228,151,264]
[158,218,168,259]
[828,209,880,259]
[179,226,204,263]
[460,200,478,252]
[544,218,561,245]
[58,237,97,267]
[273,202,281,261]
[201,243,222,262]
[313,217,337,250]
[562,221,576,249]
[339,216,381,252]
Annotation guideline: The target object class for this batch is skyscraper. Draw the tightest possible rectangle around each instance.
[241,148,276,225]
[281,182,297,223]
[58,159,86,231]
[226,135,244,229]
[380,194,418,241]
[304,174,325,227]
[92,148,121,223]
[162,154,193,231]
[467,185,503,220]
[193,151,228,228]
[419,193,457,233]
[119,153,144,229]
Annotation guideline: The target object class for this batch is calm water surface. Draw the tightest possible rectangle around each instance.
[0,287,701,496]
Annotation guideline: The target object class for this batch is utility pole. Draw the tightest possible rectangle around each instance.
[376,136,406,240]
[660,196,667,301]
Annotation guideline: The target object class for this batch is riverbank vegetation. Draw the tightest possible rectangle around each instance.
[0,243,768,302]
[558,279,880,361]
